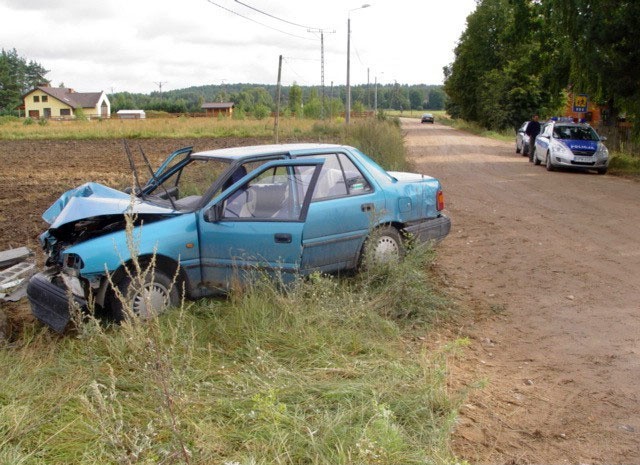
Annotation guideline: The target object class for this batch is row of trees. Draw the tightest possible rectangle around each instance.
[110,83,447,118]
[0,49,49,114]
[444,0,640,132]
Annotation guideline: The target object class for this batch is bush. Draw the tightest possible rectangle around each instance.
[0,115,20,125]
[608,153,640,176]
[346,119,409,171]
[253,104,270,120]
[22,117,34,125]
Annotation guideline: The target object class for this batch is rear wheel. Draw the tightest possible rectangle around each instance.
[360,226,404,268]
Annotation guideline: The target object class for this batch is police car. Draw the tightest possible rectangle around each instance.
[532,117,609,174]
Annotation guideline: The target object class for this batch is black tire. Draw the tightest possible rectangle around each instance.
[516,144,521,154]
[360,226,404,268]
[109,268,179,322]
[545,152,555,171]
[533,148,541,165]
[597,167,608,175]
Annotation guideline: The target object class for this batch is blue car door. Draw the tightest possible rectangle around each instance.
[298,152,385,272]
[198,159,323,291]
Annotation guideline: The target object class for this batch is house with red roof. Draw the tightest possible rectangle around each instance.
[22,85,110,119]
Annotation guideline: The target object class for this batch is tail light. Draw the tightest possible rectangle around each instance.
[436,190,445,211]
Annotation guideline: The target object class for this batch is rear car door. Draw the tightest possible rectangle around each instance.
[198,159,323,290]
[297,152,385,272]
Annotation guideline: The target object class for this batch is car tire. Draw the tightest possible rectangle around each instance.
[545,153,555,171]
[597,167,608,175]
[516,144,521,154]
[360,226,404,268]
[533,149,541,165]
[108,268,179,322]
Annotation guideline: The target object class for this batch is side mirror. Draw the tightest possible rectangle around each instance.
[599,136,607,142]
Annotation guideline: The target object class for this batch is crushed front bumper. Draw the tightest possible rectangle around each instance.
[404,215,451,244]
[27,271,87,333]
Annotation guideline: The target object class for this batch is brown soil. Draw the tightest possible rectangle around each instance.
[404,118,640,464]
[1,127,639,462]
[0,137,270,333]
[0,137,271,253]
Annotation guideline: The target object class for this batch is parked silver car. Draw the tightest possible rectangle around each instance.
[515,121,531,156]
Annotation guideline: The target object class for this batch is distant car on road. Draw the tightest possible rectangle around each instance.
[421,113,435,124]
[533,119,609,174]
[515,121,531,156]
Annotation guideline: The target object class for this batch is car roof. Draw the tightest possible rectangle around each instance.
[192,143,346,160]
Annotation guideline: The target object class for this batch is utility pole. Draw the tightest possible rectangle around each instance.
[274,55,283,143]
[154,81,167,100]
[346,5,370,125]
[308,28,335,120]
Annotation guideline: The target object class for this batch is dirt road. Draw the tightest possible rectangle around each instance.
[404,118,640,464]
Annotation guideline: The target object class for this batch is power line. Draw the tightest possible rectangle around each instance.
[234,0,321,30]
[205,0,315,41]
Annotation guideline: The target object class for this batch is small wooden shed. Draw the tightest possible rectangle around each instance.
[202,102,234,117]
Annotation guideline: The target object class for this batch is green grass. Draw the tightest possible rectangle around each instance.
[0,116,328,141]
[435,116,514,142]
[608,152,640,177]
[0,118,469,463]
[0,247,465,464]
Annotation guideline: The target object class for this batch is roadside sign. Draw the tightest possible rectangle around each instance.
[573,94,588,113]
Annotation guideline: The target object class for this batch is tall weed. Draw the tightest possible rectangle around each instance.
[0,244,463,464]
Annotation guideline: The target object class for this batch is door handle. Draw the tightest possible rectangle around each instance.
[361,203,374,212]
[274,233,292,244]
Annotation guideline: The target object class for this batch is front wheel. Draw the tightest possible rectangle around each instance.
[109,268,179,322]
[360,226,404,268]
[597,167,608,175]
[545,152,555,171]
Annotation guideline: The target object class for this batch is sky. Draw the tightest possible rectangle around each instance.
[0,0,477,94]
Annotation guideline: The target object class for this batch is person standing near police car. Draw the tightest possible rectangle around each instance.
[525,114,541,162]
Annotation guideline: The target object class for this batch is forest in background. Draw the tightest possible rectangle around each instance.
[0,48,446,118]
[444,0,640,133]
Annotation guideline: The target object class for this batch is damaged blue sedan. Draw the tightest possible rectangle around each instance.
[27,143,451,332]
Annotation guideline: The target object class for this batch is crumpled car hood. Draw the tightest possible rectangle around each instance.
[43,182,176,229]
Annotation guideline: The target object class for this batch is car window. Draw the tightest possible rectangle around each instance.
[339,154,372,194]
[308,154,348,199]
[222,165,312,221]
[298,153,372,200]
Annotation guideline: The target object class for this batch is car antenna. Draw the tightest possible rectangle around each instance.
[138,145,178,210]
[123,139,145,200]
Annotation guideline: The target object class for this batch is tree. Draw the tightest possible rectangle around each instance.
[444,0,552,129]
[409,89,424,110]
[303,88,322,119]
[426,88,446,110]
[388,82,410,111]
[288,83,303,116]
[0,48,49,114]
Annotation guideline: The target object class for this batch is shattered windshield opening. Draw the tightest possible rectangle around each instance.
[143,158,233,210]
